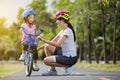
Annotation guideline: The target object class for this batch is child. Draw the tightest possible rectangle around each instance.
[19,9,39,71]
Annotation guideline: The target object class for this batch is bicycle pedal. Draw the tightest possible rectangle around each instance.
[19,60,24,62]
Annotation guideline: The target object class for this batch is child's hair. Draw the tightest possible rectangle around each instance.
[24,16,28,23]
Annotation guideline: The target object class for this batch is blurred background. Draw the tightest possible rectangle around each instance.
[0,0,120,64]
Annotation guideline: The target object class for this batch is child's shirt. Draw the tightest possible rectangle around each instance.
[21,23,36,45]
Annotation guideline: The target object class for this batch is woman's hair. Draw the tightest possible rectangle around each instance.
[58,18,76,42]
[68,22,76,42]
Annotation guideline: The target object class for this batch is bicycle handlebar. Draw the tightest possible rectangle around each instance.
[19,26,43,46]
[20,27,43,37]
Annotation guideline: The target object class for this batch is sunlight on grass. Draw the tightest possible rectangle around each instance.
[75,62,120,72]
[0,63,24,78]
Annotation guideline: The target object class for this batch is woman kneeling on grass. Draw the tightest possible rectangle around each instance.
[37,10,77,76]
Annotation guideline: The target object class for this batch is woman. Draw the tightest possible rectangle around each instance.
[38,10,77,75]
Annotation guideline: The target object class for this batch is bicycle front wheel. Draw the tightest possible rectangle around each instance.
[25,52,33,76]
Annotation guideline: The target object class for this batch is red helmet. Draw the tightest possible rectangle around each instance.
[55,10,70,20]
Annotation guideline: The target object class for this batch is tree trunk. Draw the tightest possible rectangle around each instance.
[87,16,92,63]
[79,42,84,62]
[93,38,99,63]
[79,29,85,62]
[100,2,108,63]
[113,1,120,64]
[87,1,92,63]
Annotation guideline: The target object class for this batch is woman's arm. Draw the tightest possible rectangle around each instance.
[37,44,45,51]
[37,33,60,50]
[40,35,67,47]
[51,34,60,42]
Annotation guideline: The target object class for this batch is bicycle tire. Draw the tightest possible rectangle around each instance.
[25,52,33,76]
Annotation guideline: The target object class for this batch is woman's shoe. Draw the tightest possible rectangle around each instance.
[42,70,57,76]
[64,66,75,75]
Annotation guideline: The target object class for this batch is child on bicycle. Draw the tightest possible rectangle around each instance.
[19,9,39,71]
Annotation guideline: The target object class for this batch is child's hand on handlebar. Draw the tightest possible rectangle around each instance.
[36,36,41,40]
[36,36,43,41]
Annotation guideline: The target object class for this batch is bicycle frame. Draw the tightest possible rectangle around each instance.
[20,27,43,76]
[21,27,42,63]
[24,46,33,65]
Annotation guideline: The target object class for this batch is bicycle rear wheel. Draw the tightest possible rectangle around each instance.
[25,52,33,76]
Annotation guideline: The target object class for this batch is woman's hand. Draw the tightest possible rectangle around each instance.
[37,36,43,41]
[36,36,45,51]
[37,44,48,51]
[37,45,44,51]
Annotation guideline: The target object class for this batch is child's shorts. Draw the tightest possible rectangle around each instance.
[22,43,38,60]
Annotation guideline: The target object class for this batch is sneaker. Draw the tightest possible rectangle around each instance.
[64,66,75,76]
[19,54,25,61]
[42,70,57,76]
[33,63,39,71]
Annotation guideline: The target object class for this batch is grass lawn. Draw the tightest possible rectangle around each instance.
[75,62,120,72]
[0,62,24,78]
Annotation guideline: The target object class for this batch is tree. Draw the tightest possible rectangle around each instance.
[113,1,120,64]
[87,0,92,63]
[17,8,24,26]
[8,22,21,59]
[0,17,8,36]
[28,0,57,36]
[0,17,9,60]
[98,0,112,63]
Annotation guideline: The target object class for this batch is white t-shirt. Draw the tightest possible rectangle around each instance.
[58,27,77,57]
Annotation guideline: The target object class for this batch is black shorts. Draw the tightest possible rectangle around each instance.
[22,43,38,60]
[54,47,77,66]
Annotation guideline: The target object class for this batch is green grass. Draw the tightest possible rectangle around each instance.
[75,62,120,72]
[0,63,24,78]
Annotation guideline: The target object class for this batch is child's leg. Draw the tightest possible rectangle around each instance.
[19,43,28,61]
[21,50,26,55]
[33,46,39,71]
[19,50,27,61]
[33,46,38,61]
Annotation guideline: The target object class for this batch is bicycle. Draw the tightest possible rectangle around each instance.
[20,27,43,76]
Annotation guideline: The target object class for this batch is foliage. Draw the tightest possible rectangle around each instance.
[0,0,120,62]
[0,18,8,36]
[28,0,57,35]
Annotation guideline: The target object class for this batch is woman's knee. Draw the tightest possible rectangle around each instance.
[43,57,47,64]
[44,44,48,50]
[44,44,51,52]
[43,57,53,65]
[44,44,55,54]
